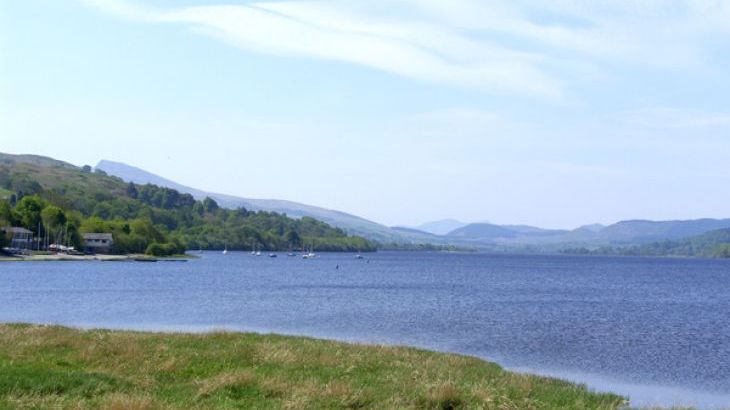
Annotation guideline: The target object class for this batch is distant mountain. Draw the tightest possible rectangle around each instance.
[446,223,518,240]
[636,227,730,258]
[593,219,730,244]
[566,228,730,258]
[390,226,442,238]
[96,160,438,244]
[7,154,726,253]
[415,219,468,235]
[443,219,730,249]
[574,224,605,233]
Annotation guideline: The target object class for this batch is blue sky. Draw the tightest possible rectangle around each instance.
[2,0,730,228]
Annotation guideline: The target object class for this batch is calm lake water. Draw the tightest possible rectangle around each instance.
[1,252,729,408]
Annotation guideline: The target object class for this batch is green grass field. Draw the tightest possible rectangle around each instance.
[0,324,626,409]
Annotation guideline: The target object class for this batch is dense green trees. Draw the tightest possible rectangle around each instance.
[1,199,16,250]
[14,196,45,231]
[41,205,66,232]
[0,200,11,226]
[0,173,41,198]
[202,197,219,213]
[0,163,376,255]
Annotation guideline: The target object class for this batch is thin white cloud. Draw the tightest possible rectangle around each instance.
[620,107,730,129]
[400,0,727,69]
[80,0,730,97]
[81,0,562,97]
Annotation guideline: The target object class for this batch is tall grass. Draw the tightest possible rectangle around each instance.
[0,324,626,409]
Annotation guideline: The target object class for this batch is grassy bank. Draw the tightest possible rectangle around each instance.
[0,324,624,409]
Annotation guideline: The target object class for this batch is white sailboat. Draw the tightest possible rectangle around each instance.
[302,242,316,259]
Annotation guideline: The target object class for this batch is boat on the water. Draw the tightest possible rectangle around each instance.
[302,242,316,259]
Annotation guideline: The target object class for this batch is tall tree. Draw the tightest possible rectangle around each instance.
[126,182,139,199]
[41,205,67,242]
[202,197,219,213]
[285,230,301,248]
[0,200,12,225]
[0,228,8,249]
[14,195,45,231]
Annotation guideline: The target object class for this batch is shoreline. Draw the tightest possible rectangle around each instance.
[3,250,729,262]
[0,323,626,409]
[0,253,195,262]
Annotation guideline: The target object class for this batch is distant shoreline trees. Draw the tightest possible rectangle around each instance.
[0,163,376,256]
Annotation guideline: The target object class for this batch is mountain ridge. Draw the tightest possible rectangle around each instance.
[444,218,730,248]
[96,159,730,249]
[96,160,438,244]
[414,219,468,235]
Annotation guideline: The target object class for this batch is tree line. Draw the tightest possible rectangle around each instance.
[560,229,730,259]
[0,165,376,255]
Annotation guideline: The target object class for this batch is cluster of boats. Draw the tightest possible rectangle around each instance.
[218,247,363,260]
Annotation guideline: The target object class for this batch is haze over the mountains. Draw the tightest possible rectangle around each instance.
[414,220,469,236]
[96,158,730,250]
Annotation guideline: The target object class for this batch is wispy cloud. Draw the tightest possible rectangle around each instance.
[620,107,730,129]
[79,0,566,97]
[80,0,730,97]
[404,0,729,68]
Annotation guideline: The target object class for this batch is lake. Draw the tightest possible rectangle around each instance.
[1,252,729,408]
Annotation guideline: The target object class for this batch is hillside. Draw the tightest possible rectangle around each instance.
[593,219,730,244]
[96,160,439,244]
[447,223,519,240]
[574,228,730,258]
[0,153,375,254]
[444,219,730,250]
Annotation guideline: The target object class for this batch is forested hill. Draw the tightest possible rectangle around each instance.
[0,153,375,255]
[562,228,730,258]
